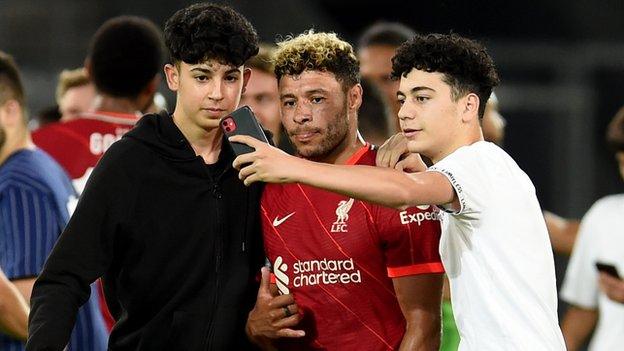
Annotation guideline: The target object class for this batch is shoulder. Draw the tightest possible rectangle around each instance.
[586,194,624,216]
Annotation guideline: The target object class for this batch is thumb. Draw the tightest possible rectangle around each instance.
[258,266,271,297]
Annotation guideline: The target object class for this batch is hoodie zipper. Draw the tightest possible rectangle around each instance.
[203,167,228,350]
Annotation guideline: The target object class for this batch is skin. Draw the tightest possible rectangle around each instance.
[230,68,484,213]
[0,268,29,341]
[243,69,443,350]
[164,59,250,164]
[240,68,282,144]
[0,98,35,341]
[58,83,97,121]
[359,45,402,122]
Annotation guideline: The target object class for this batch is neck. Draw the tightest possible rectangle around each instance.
[0,130,34,165]
[311,129,365,165]
[430,125,484,164]
[92,95,143,115]
[172,111,223,164]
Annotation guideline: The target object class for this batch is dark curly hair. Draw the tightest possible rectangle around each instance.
[164,3,259,67]
[391,33,499,118]
[89,16,164,98]
[607,105,624,152]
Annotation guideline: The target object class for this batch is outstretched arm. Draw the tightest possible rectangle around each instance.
[230,135,456,211]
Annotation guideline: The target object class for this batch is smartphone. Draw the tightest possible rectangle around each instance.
[595,262,621,279]
[220,106,269,156]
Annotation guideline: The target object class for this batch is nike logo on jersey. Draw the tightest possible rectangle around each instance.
[273,212,295,227]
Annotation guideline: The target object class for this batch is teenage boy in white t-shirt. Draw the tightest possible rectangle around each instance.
[560,107,624,351]
[231,33,565,350]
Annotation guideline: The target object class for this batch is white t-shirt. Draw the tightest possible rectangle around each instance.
[560,194,624,351]
[428,141,565,351]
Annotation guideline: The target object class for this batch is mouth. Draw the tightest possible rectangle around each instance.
[201,107,226,116]
[291,129,321,143]
[402,128,422,139]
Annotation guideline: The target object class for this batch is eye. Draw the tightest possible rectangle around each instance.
[194,75,208,82]
[311,96,325,104]
[397,98,405,106]
[415,96,429,103]
[225,75,239,82]
[282,100,295,108]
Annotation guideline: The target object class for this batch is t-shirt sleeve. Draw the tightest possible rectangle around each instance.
[0,185,62,280]
[560,202,602,309]
[374,204,444,278]
[427,150,481,216]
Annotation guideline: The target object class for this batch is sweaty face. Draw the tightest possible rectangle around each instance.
[279,70,350,160]
[59,83,96,121]
[397,69,461,161]
[359,45,401,116]
[240,69,281,137]
[166,60,247,131]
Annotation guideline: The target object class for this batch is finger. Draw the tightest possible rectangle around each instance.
[276,328,306,338]
[268,294,296,308]
[243,173,261,186]
[229,134,262,148]
[395,159,406,172]
[272,312,303,328]
[238,164,257,181]
[232,152,257,170]
[388,149,403,168]
[257,267,271,297]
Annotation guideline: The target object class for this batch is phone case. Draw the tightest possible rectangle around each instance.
[220,106,269,156]
[595,262,621,279]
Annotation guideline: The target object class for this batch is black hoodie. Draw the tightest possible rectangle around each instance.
[27,111,264,350]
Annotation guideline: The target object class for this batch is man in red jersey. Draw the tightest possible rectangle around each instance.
[32,16,164,195]
[245,31,444,351]
[30,16,164,331]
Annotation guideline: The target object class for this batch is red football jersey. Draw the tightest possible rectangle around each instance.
[32,111,139,194]
[261,144,444,351]
[31,110,139,331]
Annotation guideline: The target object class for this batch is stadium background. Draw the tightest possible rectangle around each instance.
[2,0,624,331]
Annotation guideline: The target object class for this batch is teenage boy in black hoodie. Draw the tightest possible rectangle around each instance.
[27,3,265,350]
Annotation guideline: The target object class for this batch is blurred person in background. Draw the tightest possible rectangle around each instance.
[559,105,624,351]
[56,67,96,122]
[357,21,416,132]
[0,267,29,342]
[358,78,393,146]
[32,16,164,196]
[240,43,294,154]
[0,50,107,351]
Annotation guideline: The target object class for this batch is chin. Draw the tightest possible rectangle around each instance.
[406,140,425,154]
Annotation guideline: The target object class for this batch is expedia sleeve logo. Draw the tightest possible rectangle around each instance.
[273,256,362,292]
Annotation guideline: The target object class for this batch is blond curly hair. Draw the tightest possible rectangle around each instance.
[273,30,359,88]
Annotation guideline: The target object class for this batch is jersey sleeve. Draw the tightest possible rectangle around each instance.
[0,184,62,280]
[374,204,444,278]
[427,149,482,216]
[560,201,603,309]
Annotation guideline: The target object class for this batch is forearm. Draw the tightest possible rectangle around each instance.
[544,212,579,255]
[294,161,438,210]
[0,278,29,340]
[399,316,441,351]
[561,306,597,351]
[27,274,84,350]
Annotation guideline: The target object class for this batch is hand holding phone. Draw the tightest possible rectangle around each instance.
[596,262,621,279]
[221,106,269,156]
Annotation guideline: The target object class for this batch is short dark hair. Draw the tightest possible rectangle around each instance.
[88,16,164,98]
[607,105,624,152]
[274,31,360,90]
[391,33,500,118]
[357,22,416,50]
[164,3,259,67]
[0,51,25,107]
[359,78,392,142]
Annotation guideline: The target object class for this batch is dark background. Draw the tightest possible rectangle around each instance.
[2,0,623,332]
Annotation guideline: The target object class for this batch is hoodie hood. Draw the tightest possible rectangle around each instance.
[124,110,199,162]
